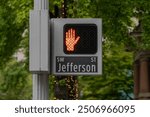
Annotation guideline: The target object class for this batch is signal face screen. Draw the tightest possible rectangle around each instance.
[64,24,97,54]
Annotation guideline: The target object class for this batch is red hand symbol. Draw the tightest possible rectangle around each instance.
[65,28,80,52]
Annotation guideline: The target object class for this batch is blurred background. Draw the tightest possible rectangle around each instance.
[1,0,150,100]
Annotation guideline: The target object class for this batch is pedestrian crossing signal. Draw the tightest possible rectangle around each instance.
[51,18,102,75]
[65,28,80,52]
[64,24,97,54]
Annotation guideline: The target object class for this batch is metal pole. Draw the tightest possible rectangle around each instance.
[34,0,49,10]
[33,74,49,100]
[32,0,49,100]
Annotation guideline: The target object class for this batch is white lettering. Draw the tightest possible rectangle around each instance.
[61,65,66,72]
[82,65,86,72]
[86,65,91,72]
[73,65,78,72]
[57,62,97,73]
[91,65,96,72]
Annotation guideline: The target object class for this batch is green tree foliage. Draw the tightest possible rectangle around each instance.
[0,0,32,67]
[133,0,150,49]
[0,0,32,99]
[0,59,32,99]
